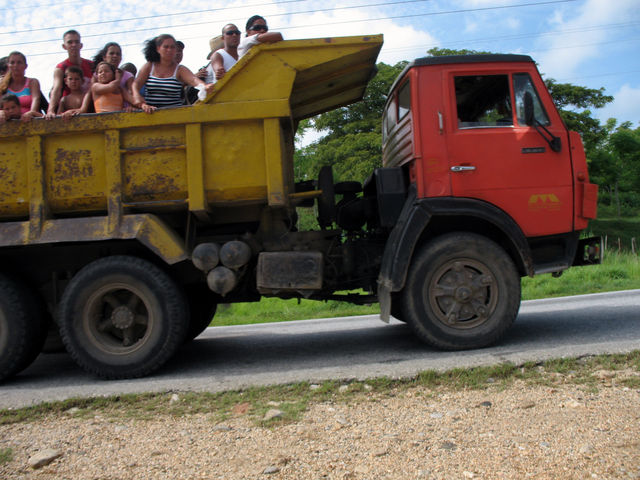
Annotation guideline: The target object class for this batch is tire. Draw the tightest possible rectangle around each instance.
[185,285,217,342]
[0,274,47,381]
[58,256,188,379]
[402,232,520,350]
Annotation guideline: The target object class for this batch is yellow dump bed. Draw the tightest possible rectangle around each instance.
[0,35,382,259]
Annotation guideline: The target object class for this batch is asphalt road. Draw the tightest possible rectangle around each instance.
[1,289,639,409]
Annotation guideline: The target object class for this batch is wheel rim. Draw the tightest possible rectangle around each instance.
[82,283,154,355]
[425,258,498,329]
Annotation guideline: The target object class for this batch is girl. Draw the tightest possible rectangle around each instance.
[0,51,42,122]
[133,34,213,113]
[91,61,133,113]
[93,42,135,106]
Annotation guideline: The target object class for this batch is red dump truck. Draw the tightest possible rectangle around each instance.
[0,36,599,381]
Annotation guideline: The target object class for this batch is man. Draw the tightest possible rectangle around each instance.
[175,41,185,64]
[46,30,93,118]
[209,24,241,82]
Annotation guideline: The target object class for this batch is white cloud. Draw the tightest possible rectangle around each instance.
[596,84,640,125]
[535,0,639,79]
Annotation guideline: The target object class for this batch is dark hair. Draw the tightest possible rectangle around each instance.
[176,41,184,49]
[93,42,121,68]
[1,93,20,107]
[0,56,7,75]
[120,62,137,76]
[142,34,176,62]
[63,29,80,40]
[245,15,266,32]
[65,65,83,77]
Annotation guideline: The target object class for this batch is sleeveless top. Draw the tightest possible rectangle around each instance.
[144,64,183,108]
[211,49,238,83]
[94,91,123,113]
[8,77,33,114]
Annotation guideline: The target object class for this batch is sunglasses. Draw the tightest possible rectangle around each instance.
[249,24,268,32]
[224,30,242,35]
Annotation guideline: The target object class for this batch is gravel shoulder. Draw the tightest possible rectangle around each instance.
[1,370,639,479]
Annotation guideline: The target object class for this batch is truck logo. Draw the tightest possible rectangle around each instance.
[528,194,561,211]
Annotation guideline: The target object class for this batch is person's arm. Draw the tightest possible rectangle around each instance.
[211,52,226,80]
[132,62,155,113]
[46,67,64,119]
[177,65,215,95]
[256,31,283,44]
[21,78,42,122]
[91,77,119,95]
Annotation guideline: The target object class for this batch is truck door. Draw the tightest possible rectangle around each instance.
[445,70,573,237]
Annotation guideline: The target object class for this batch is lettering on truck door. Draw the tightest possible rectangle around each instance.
[445,68,573,237]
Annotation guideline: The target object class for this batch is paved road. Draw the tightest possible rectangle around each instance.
[1,289,639,409]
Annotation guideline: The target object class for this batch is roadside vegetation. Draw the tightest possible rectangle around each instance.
[0,351,637,438]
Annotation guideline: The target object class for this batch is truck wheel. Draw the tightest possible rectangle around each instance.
[58,256,188,379]
[0,274,47,381]
[402,232,520,350]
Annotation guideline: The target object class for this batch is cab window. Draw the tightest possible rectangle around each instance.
[398,80,411,120]
[455,75,513,128]
[513,73,550,126]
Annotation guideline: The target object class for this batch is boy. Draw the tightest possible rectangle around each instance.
[57,66,86,117]
[46,30,93,118]
[1,93,42,123]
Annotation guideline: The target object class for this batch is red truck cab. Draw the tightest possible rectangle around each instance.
[383,54,598,238]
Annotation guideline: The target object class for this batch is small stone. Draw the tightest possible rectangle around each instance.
[309,384,320,390]
[267,401,281,406]
[263,409,284,421]
[169,393,180,404]
[486,377,496,384]
[335,415,349,426]
[364,384,373,391]
[373,448,388,457]
[519,402,536,409]
[463,471,475,479]
[213,425,233,432]
[232,402,251,415]
[478,401,492,408]
[540,441,550,449]
[65,407,80,415]
[441,441,457,450]
[339,385,349,393]
[114,425,128,433]
[28,449,63,469]
[580,444,594,455]
[430,412,443,419]
[263,465,280,474]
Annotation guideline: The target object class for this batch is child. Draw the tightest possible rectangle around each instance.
[57,66,86,117]
[1,93,41,123]
[92,61,134,113]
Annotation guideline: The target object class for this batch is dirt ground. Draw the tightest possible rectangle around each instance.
[1,371,639,479]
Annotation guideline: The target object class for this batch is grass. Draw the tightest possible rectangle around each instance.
[1,351,637,427]
[213,250,638,327]
[0,448,12,466]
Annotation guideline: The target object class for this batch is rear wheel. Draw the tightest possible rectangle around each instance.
[0,274,47,381]
[402,232,520,350]
[58,256,188,379]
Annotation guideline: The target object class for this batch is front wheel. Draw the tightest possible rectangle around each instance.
[58,256,188,379]
[401,233,520,350]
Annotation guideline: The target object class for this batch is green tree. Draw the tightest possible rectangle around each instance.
[295,61,407,182]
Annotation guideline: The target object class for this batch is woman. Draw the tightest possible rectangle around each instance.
[0,51,42,122]
[93,42,135,105]
[238,15,283,58]
[133,34,212,113]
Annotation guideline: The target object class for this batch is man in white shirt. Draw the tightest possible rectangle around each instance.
[238,16,283,58]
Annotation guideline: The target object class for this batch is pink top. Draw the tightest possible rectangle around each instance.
[8,77,33,114]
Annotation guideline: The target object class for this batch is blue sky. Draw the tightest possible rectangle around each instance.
[1,0,638,125]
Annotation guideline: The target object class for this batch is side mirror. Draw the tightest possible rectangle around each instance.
[523,92,534,126]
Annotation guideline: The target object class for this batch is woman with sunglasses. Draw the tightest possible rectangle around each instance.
[238,15,283,58]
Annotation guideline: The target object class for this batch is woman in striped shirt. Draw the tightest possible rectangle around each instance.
[133,34,212,113]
